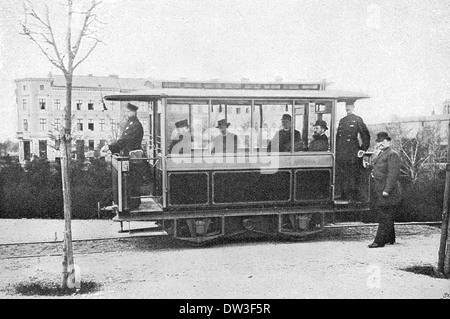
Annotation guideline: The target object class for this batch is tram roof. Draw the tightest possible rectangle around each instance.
[104,88,369,102]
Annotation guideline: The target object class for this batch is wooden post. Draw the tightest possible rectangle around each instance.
[438,122,450,277]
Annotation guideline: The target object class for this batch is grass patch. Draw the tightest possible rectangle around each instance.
[401,265,448,279]
[12,280,101,296]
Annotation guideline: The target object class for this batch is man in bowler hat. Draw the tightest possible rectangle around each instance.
[168,119,192,155]
[368,132,402,248]
[309,119,329,151]
[211,119,238,154]
[335,103,370,202]
[267,114,303,152]
[101,103,144,210]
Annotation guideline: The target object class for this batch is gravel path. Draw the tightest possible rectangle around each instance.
[0,221,448,299]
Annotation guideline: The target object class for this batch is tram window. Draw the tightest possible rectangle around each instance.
[254,101,297,153]
[166,100,209,155]
[306,101,332,152]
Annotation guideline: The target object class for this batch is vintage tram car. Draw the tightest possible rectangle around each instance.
[104,80,373,243]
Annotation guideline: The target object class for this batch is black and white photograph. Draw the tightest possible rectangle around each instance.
[0,0,449,302]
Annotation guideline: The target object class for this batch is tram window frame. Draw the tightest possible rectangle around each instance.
[165,99,209,156]
[305,100,333,152]
[211,100,252,154]
[162,98,334,158]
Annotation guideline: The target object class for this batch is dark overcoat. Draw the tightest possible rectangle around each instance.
[371,147,402,206]
[336,114,370,162]
[109,116,144,155]
[268,129,303,152]
[309,133,329,151]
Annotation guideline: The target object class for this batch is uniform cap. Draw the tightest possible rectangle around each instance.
[126,103,139,111]
[175,119,189,128]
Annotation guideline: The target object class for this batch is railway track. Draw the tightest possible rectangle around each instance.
[0,221,441,260]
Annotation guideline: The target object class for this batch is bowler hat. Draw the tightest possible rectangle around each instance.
[281,114,292,121]
[313,120,328,130]
[126,103,139,111]
[216,119,230,128]
[175,119,189,128]
[376,132,392,142]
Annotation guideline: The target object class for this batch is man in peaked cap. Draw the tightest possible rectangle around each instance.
[308,119,329,152]
[335,102,370,202]
[368,131,402,248]
[267,114,304,152]
[211,119,238,154]
[101,102,144,210]
[102,103,143,155]
[168,119,192,154]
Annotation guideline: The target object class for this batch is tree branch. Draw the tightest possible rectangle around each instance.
[72,0,102,60]
[73,40,99,70]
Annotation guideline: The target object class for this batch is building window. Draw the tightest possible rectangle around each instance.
[54,118,61,131]
[88,100,94,110]
[23,85,27,91]
[39,98,46,110]
[39,118,47,131]
[76,100,82,110]
[54,99,61,110]
[88,140,95,151]
[39,84,45,91]
[88,119,94,131]
[23,119,28,132]
[77,119,83,131]
[100,119,105,131]
[22,99,28,110]
[110,101,115,110]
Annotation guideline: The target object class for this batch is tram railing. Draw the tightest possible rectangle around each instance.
[111,154,161,213]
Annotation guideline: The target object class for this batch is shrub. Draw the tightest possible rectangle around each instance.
[0,158,112,219]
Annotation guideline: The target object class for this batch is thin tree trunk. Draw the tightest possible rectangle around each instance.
[61,0,75,289]
[61,76,74,289]
[438,122,450,277]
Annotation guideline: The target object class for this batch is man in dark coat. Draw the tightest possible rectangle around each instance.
[335,103,370,202]
[103,103,144,156]
[211,119,238,154]
[267,114,304,152]
[168,119,192,155]
[368,132,402,248]
[309,120,329,152]
[101,103,144,210]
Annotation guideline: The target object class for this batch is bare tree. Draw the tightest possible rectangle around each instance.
[386,123,444,184]
[21,0,103,289]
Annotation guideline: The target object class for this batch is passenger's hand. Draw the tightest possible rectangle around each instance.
[382,191,389,197]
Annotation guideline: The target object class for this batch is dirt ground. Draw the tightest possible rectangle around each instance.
[0,219,449,299]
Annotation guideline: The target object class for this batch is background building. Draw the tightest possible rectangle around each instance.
[15,74,154,162]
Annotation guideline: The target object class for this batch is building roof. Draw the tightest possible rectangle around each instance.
[15,74,154,90]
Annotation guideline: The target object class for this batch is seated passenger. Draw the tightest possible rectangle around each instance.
[267,114,303,152]
[168,119,192,155]
[211,119,238,154]
[308,120,329,152]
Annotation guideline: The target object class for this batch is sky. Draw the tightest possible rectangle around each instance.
[0,0,449,141]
